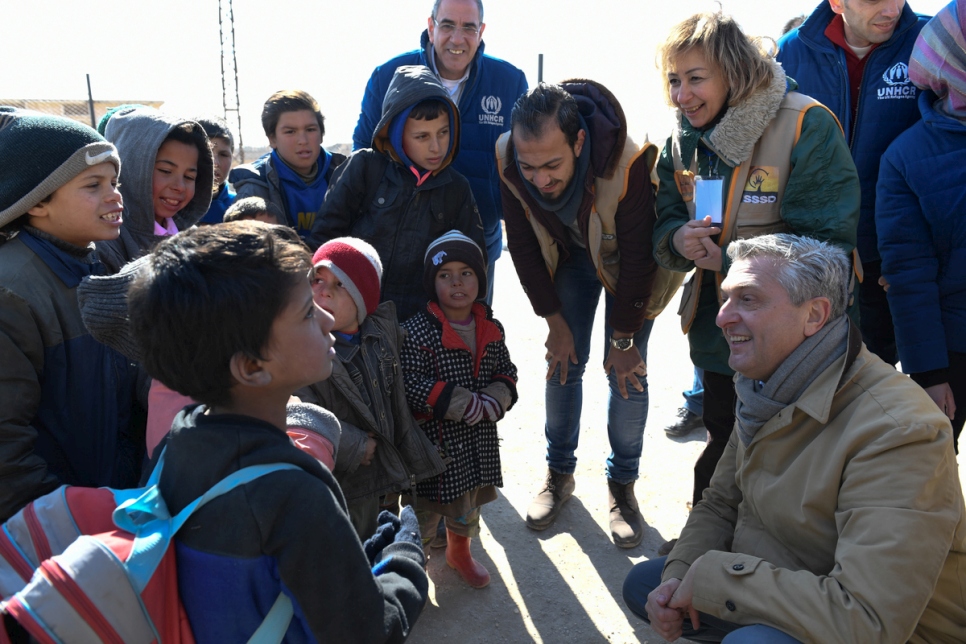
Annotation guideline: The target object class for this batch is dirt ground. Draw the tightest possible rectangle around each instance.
[406,252,966,644]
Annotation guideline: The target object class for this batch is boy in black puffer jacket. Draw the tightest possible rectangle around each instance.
[308,65,486,321]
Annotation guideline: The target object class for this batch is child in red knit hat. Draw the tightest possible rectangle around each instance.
[298,237,445,539]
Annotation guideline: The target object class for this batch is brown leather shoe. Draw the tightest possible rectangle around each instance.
[526,469,575,530]
[608,479,644,548]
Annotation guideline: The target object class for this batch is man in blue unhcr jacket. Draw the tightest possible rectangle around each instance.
[777,0,930,366]
[352,0,527,304]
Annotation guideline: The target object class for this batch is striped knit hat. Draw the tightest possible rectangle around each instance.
[423,230,487,302]
[312,237,383,325]
[0,107,121,228]
[909,0,966,119]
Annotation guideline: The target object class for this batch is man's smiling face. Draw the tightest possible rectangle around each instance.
[427,0,485,81]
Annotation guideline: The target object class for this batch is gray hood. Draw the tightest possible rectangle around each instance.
[105,107,213,238]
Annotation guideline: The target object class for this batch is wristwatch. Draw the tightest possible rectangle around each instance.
[610,336,634,351]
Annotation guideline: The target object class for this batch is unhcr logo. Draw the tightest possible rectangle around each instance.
[479,95,505,126]
[878,63,916,100]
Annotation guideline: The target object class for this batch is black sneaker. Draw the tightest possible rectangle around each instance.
[664,407,703,437]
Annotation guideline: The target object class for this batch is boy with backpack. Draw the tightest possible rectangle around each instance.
[307,65,486,321]
[0,108,142,522]
[299,237,445,539]
[127,221,429,642]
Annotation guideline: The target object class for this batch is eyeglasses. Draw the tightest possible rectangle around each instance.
[433,19,480,37]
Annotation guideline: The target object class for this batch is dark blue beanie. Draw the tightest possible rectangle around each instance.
[0,107,120,228]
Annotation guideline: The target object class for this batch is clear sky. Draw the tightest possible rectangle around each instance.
[2,0,948,149]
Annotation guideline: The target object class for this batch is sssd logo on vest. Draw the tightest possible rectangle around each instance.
[741,167,778,204]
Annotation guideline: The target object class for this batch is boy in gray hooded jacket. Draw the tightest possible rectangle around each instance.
[96,107,213,273]
[307,65,486,322]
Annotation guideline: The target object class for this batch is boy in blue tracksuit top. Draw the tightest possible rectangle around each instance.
[777,0,931,365]
[352,0,527,300]
[129,222,429,642]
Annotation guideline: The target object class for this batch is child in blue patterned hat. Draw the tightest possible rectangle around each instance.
[0,108,141,521]
[400,230,518,588]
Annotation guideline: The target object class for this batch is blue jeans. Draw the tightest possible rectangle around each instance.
[623,557,803,643]
[544,246,654,483]
[683,366,705,416]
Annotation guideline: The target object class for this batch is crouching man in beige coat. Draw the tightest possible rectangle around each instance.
[623,233,966,643]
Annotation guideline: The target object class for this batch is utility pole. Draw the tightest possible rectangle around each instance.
[538,54,543,83]
[218,0,245,162]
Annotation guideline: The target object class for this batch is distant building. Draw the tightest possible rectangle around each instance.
[0,99,164,128]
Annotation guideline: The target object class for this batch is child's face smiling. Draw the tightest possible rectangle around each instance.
[311,266,360,334]
[269,110,322,175]
[27,162,123,246]
[435,260,478,321]
[262,276,336,392]
[402,112,450,172]
[153,139,198,225]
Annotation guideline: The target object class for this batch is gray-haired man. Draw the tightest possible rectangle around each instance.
[623,234,966,643]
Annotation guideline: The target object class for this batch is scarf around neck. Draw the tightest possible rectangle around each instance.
[518,114,591,227]
[734,314,849,446]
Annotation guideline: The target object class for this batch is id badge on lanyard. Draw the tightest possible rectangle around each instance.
[694,175,723,224]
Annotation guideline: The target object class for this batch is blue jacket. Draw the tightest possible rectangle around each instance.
[352,31,527,262]
[876,91,966,383]
[229,149,347,239]
[777,2,929,262]
[0,228,140,521]
[199,182,237,225]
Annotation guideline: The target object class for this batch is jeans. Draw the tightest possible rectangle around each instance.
[544,246,654,483]
[622,557,803,643]
[683,366,705,416]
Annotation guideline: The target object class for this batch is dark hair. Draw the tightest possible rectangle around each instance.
[128,221,311,407]
[223,196,284,224]
[261,90,325,139]
[162,122,210,166]
[193,114,234,151]
[432,0,483,22]
[510,83,581,148]
[408,98,448,121]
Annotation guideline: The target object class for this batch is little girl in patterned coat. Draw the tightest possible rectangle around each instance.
[400,230,517,588]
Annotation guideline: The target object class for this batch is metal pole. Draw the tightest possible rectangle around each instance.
[86,74,96,129]
[538,54,543,83]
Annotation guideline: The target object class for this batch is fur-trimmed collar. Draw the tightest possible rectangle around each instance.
[675,60,788,167]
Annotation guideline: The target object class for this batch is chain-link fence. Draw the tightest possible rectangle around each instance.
[0,99,164,131]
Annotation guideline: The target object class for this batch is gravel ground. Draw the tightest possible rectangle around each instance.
[406,252,966,644]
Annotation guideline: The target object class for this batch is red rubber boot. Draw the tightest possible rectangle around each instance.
[444,529,490,588]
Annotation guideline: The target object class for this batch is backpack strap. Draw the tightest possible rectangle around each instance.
[114,450,301,592]
[247,592,295,644]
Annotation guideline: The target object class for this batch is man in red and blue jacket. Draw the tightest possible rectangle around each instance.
[777,0,930,365]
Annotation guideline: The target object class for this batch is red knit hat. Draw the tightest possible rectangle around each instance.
[311,237,383,325]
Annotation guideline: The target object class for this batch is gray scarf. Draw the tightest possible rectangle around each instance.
[734,314,849,446]
[518,114,591,227]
